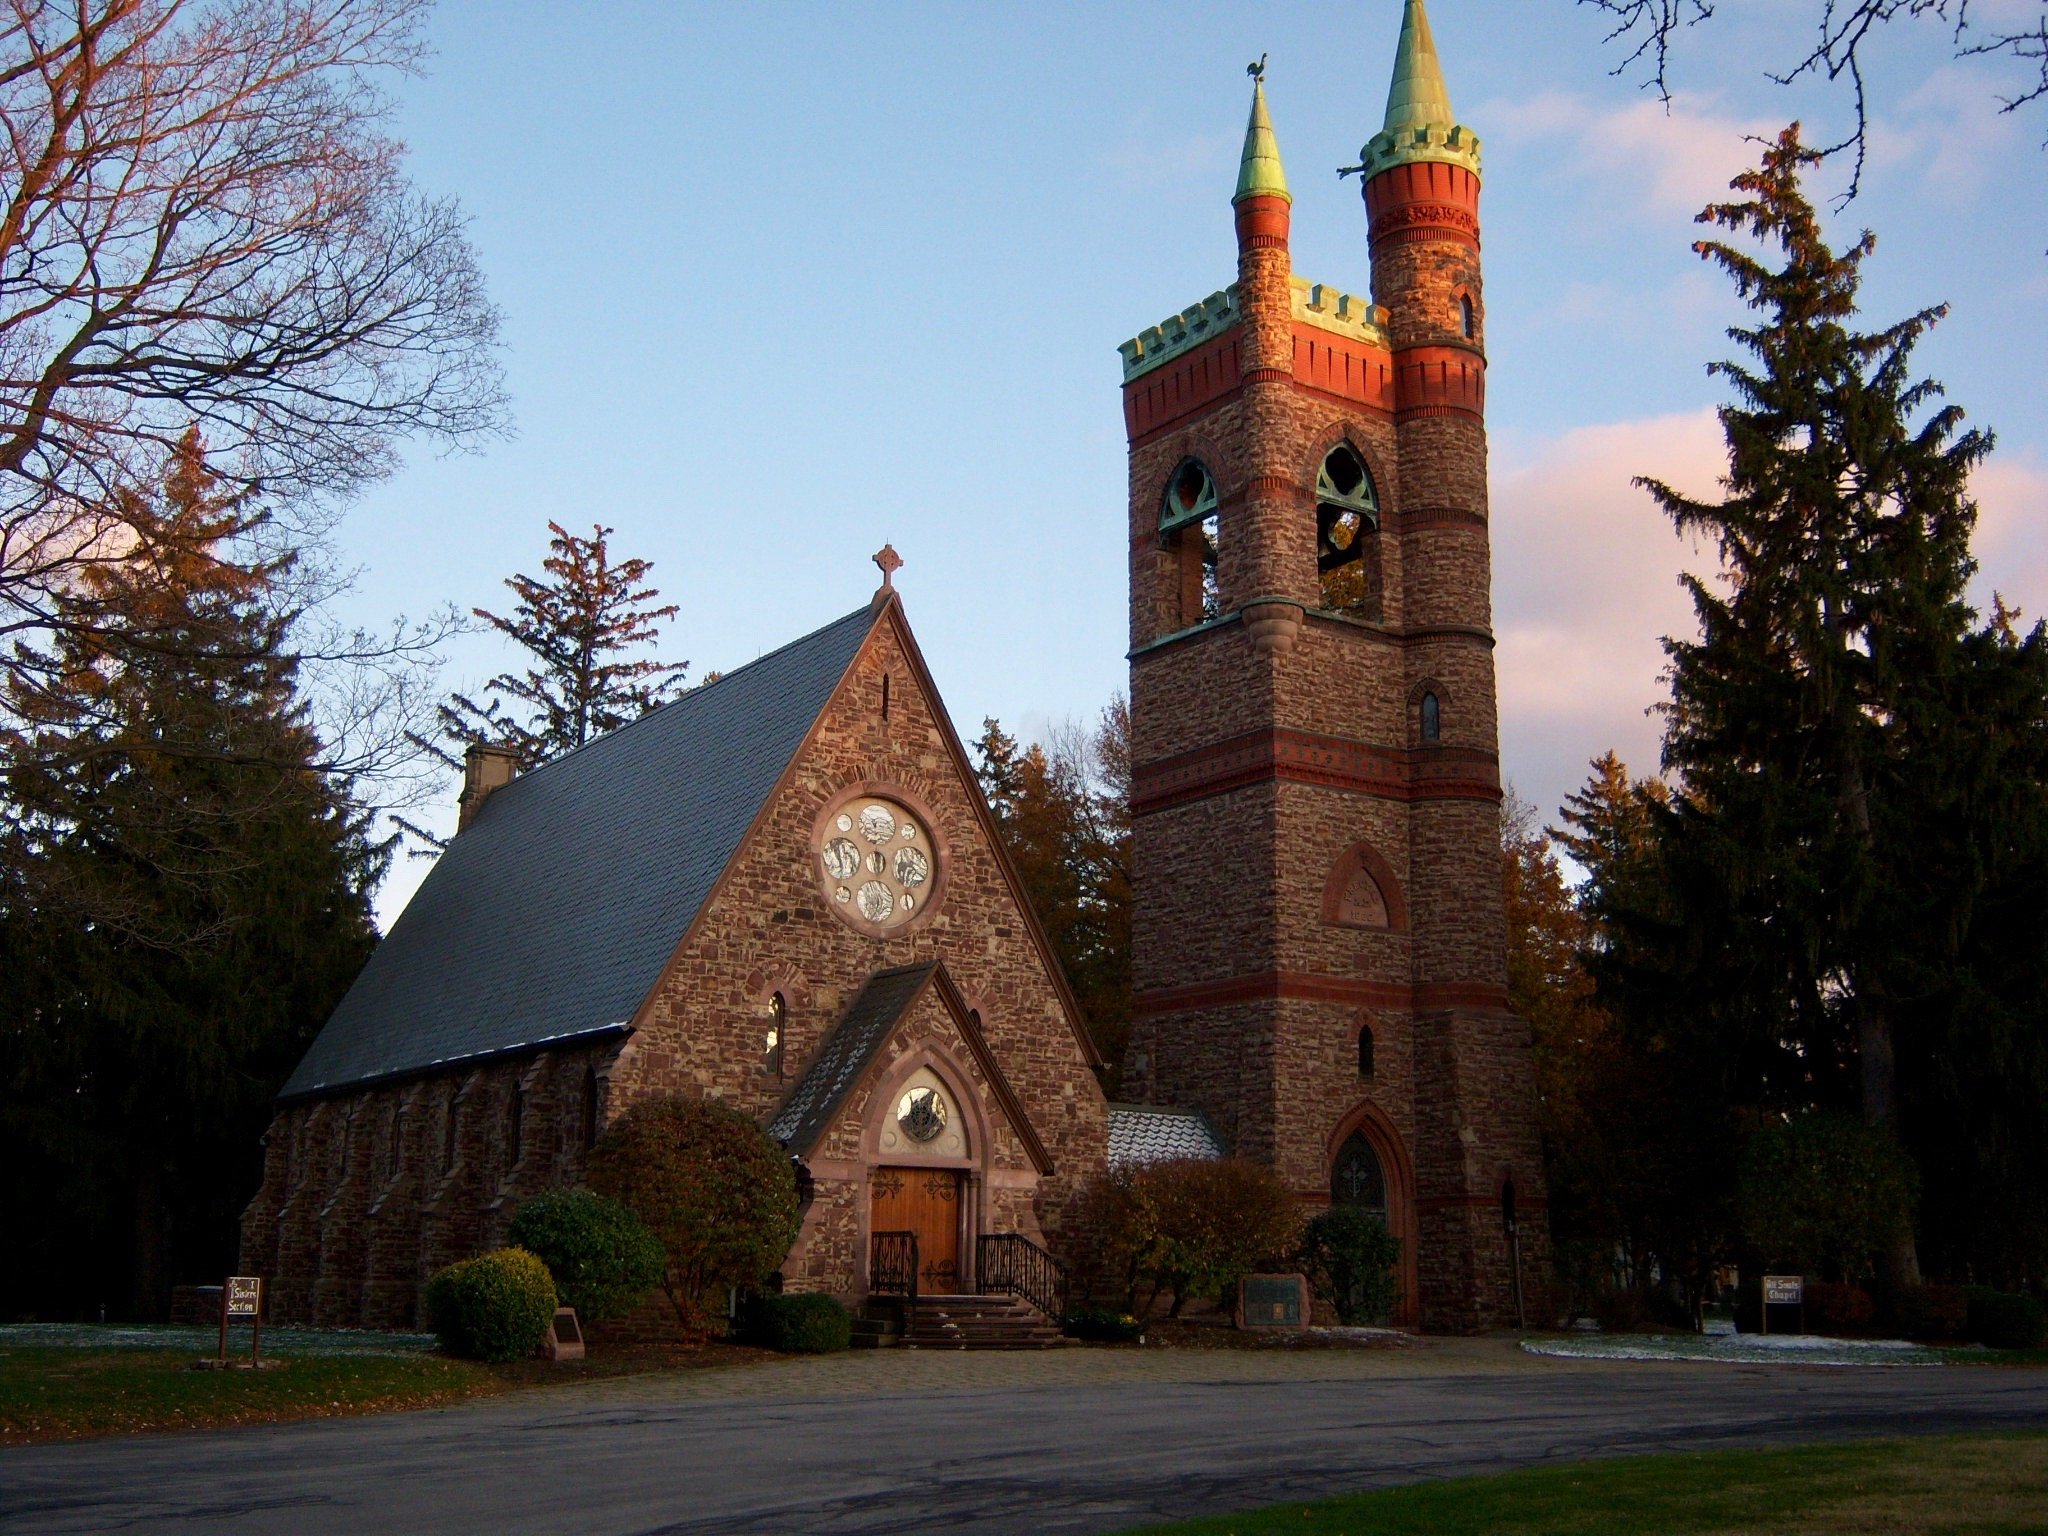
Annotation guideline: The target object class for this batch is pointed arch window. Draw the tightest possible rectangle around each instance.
[1332,1130,1388,1217]
[1160,459,1221,624]
[1460,293,1476,340]
[1420,691,1441,742]
[1316,445,1380,613]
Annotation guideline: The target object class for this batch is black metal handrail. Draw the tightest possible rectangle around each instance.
[976,1232,1068,1321]
[870,1229,920,1305]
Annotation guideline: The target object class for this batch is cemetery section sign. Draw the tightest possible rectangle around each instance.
[225,1276,263,1317]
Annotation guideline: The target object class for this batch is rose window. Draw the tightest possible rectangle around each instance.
[818,796,935,931]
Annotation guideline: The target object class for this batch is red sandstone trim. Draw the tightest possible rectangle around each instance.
[1395,403,1484,422]
[1401,506,1487,532]
[1320,840,1411,932]
[1130,726,1500,815]
[1325,1101,1422,1326]
[1241,366,1291,385]
[1130,971,1512,1017]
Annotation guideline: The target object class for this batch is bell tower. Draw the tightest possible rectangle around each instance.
[1119,1,1547,1331]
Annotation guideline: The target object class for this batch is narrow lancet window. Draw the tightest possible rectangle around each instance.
[1460,293,1476,339]
[766,993,787,1078]
[1358,1024,1376,1079]
[1420,691,1441,742]
[1160,459,1221,626]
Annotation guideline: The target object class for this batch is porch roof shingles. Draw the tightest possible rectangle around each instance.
[280,605,876,1100]
[770,963,937,1154]
[1106,1103,1227,1168]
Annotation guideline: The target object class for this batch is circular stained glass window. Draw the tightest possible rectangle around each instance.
[819,795,938,932]
[897,1086,946,1143]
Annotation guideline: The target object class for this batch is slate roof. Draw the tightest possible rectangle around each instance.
[768,963,937,1153]
[1106,1103,1228,1169]
[280,604,878,1100]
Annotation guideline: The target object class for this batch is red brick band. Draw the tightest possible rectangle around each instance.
[1131,726,1500,815]
[1132,971,1512,1017]
[1400,506,1488,532]
[1395,403,1484,423]
[1241,366,1291,385]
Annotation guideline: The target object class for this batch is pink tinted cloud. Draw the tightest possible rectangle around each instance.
[1491,416,2048,824]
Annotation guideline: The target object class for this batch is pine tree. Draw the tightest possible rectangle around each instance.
[0,431,381,1318]
[1640,126,2048,1283]
[430,522,688,767]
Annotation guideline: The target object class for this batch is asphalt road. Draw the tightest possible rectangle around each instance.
[4,1351,2047,1535]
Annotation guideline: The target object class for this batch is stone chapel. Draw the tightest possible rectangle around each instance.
[242,0,1547,1336]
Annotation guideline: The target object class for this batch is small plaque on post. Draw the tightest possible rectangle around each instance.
[204,1275,266,1368]
[543,1306,585,1362]
[1236,1272,1310,1330]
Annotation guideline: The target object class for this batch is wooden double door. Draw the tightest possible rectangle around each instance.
[871,1166,963,1294]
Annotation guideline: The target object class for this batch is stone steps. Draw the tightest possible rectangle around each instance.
[896,1294,1065,1350]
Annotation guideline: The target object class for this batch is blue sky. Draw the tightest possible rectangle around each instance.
[348,1,2048,922]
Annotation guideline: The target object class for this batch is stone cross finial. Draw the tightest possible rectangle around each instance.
[873,543,903,590]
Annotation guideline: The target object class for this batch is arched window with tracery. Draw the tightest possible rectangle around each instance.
[1316,445,1380,615]
[1332,1130,1388,1219]
[1160,459,1220,627]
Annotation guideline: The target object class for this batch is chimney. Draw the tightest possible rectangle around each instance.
[458,742,522,832]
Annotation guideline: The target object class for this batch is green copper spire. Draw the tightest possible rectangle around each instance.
[1355,0,1481,180]
[1383,0,1454,137]
[1233,69,1291,205]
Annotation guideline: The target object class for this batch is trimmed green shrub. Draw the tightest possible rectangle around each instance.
[588,1094,802,1338]
[508,1188,665,1324]
[1063,1304,1144,1343]
[1297,1206,1403,1326]
[1967,1287,2047,1350]
[426,1247,558,1362]
[748,1292,851,1353]
[1890,1282,1970,1343]
[1738,1113,1917,1286]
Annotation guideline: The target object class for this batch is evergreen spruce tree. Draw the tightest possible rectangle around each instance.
[0,431,381,1318]
[1640,127,2048,1284]
[428,522,688,768]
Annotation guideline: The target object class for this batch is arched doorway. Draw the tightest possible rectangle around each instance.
[1326,1105,1419,1326]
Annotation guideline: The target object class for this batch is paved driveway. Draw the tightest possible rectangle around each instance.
[4,1343,2046,1535]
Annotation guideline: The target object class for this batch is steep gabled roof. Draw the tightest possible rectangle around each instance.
[280,604,877,1100]
[770,961,1054,1175]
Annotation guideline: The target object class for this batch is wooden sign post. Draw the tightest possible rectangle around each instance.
[219,1275,264,1365]
[1761,1274,1804,1337]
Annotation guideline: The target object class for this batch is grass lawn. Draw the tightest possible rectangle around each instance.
[0,1329,782,1444]
[1121,1431,2048,1535]
[0,1345,497,1444]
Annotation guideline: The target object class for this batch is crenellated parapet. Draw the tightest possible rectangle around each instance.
[1358,120,1481,181]
[1119,288,1241,383]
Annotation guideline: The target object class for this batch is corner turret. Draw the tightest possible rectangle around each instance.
[1356,0,1481,181]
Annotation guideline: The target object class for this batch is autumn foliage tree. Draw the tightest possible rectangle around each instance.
[975,700,1131,1078]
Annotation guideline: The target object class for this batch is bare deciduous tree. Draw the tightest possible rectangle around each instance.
[1580,0,2048,196]
[0,0,505,671]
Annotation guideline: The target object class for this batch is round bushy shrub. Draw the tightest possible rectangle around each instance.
[1890,1282,1970,1343]
[1967,1287,2047,1350]
[588,1094,801,1337]
[751,1293,851,1353]
[1807,1282,1877,1337]
[1062,1304,1144,1343]
[425,1247,558,1362]
[1296,1206,1402,1326]
[1080,1158,1302,1317]
[508,1188,666,1324]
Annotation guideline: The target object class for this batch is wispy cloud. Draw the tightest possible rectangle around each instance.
[1483,89,1784,216]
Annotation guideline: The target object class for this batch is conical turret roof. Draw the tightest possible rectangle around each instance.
[1357,0,1481,180]
[1383,0,1455,137]
[1233,77,1291,205]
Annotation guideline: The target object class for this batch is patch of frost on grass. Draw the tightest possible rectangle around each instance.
[1522,1332,1949,1367]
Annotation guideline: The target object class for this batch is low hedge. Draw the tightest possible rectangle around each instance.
[748,1292,852,1354]
[426,1247,558,1363]
[1064,1304,1144,1343]
[1967,1287,2047,1351]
